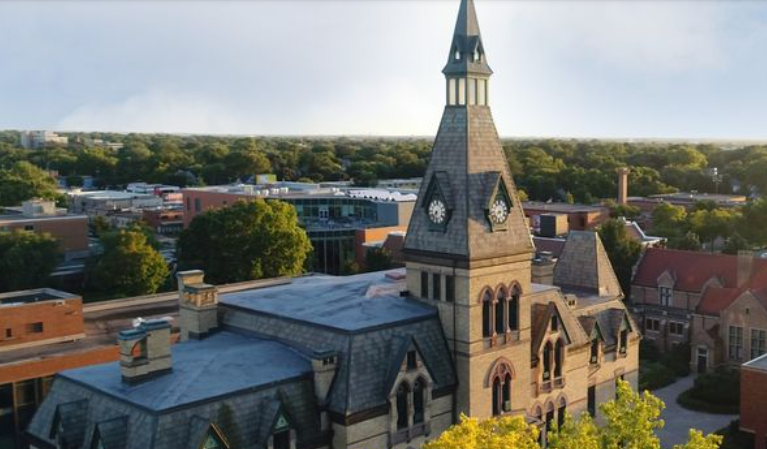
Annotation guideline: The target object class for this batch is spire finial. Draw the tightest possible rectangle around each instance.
[443,0,492,77]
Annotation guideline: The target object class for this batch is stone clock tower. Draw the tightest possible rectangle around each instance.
[403,0,535,418]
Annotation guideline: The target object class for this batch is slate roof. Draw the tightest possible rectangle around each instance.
[220,270,436,332]
[443,0,492,76]
[553,231,622,298]
[58,332,311,412]
[403,107,534,261]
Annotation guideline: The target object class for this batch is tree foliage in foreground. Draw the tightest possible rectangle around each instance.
[425,381,722,449]
[0,230,60,292]
[86,229,169,298]
[177,199,312,284]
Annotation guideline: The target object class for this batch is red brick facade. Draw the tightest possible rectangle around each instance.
[0,297,84,350]
[741,365,767,449]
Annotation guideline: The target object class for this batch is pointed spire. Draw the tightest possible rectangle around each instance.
[443,0,492,77]
[453,0,481,38]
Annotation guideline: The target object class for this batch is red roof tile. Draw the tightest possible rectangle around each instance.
[633,248,767,293]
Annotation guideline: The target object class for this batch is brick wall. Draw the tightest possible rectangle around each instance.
[0,298,84,350]
[741,366,767,449]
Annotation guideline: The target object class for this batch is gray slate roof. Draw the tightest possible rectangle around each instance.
[221,270,436,332]
[59,332,311,412]
[403,107,534,261]
[554,231,622,298]
[443,0,492,76]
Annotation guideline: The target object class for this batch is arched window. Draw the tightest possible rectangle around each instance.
[492,377,501,416]
[454,49,461,61]
[557,398,567,430]
[554,340,565,378]
[413,378,425,424]
[590,337,599,364]
[396,383,409,430]
[542,342,552,380]
[482,290,493,338]
[502,373,512,412]
[495,289,506,335]
[545,402,555,437]
[509,286,520,331]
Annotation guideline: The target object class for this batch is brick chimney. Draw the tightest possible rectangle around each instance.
[738,250,755,288]
[118,318,172,384]
[617,168,630,205]
[177,270,219,342]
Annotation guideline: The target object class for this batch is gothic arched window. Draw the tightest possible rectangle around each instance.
[554,339,565,379]
[495,288,506,335]
[509,286,520,331]
[413,378,425,424]
[557,397,567,430]
[492,377,501,416]
[543,342,552,380]
[396,382,410,430]
[502,373,512,412]
[482,290,493,338]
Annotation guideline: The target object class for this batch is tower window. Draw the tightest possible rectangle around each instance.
[432,273,441,300]
[445,275,455,302]
[474,49,480,62]
[482,290,493,338]
[495,289,506,335]
[508,286,520,331]
[454,49,460,60]
[420,271,428,298]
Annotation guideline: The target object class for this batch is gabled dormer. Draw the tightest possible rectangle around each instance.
[423,172,454,232]
[484,172,513,232]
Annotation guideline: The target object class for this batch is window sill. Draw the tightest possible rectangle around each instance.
[391,422,430,445]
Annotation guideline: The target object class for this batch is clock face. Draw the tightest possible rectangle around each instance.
[489,198,509,224]
[428,199,447,225]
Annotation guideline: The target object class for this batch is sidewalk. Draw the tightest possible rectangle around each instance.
[652,376,738,448]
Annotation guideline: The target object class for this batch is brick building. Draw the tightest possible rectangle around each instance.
[631,248,767,371]
[28,3,638,449]
[741,354,767,449]
[0,200,88,258]
[523,202,610,232]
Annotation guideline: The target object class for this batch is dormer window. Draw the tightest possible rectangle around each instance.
[551,315,559,332]
[659,286,673,307]
[454,49,461,61]
[590,338,599,364]
[474,49,481,62]
[406,350,417,370]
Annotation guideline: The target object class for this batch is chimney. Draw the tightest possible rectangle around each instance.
[311,350,338,405]
[118,318,172,384]
[617,168,629,205]
[738,250,755,288]
[177,270,219,341]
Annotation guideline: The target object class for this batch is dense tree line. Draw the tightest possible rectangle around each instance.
[2,131,767,204]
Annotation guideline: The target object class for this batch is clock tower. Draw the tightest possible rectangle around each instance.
[403,0,535,418]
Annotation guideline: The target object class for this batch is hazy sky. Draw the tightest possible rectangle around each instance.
[1,0,766,139]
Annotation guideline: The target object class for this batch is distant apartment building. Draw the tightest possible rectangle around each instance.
[19,131,68,150]
[631,248,767,372]
[182,183,415,274]
[523,202,610,232]
[0,200,89,258]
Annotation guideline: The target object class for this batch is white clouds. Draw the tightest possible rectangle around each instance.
[56,89,249,134]
[2,0,767,139]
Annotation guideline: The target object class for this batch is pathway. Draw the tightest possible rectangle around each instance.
[652,375,738,448]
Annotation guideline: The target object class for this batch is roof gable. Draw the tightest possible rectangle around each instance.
[554,231,622,298]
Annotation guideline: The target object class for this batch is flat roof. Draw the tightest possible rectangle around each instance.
[523,202,606,213]
[61,332,311,411]
[0,288,77,307]
[184,185,416,203]
[221,270,436,332]
[744,353,767,371]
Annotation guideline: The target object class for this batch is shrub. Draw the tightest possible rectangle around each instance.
[678,369,740,414]
[640,340,662,362]
[639,362,676,391]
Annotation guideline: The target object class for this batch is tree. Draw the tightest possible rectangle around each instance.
[177,200,311,284]
[688,208,740,249]
[0,161,59,207]
[424,415,540,449]
[425,380,720,449]
[86,229,169,298]
[365,247,393,272]
[0,230,60,292]
[604,200,641,220]
[651,203,688,239]
[598,219,643,294]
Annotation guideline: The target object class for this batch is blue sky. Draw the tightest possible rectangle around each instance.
[0,0,766,139]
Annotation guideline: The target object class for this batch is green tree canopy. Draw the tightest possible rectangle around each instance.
[365,247,393,272]
[0,230,60,292]
[598,219,643,294]
[86,229,169,298]
[177,199,311,284]
[0,161,60,206]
